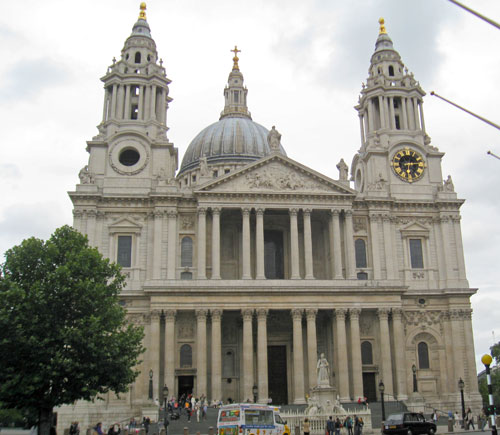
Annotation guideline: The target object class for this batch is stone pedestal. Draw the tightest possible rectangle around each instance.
[406,392,425,413]
[310,386,337,411]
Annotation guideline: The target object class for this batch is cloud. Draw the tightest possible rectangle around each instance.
[0,57,72,102]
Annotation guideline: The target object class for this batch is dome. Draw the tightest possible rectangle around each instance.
[179,117,286,175]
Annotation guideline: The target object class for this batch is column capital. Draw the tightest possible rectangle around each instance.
[349,308,362,319]
[335,308,347,320]
[195,309,208,320]
[256,308,269,319]
[303,208,312,216]
[211,207,221,216]
[330,209,341,217]
[242,207,251,216]
[150,310,161,321]
[305,308,318,321]
[289,208,298,216]
[242,308,254,321]
[167,210,178,219]
[256,208,265,216]
[377,307,390,320]
[344,209,353,217]
[198,207,207,216]
[154,210,164,218]
[211,308,222,321]
[392,308,403,320]
[291,308,303,321]
[449,308,466,320]
[164,309,176,321]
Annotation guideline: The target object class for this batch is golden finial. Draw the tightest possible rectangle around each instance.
[379,17,387,35]
[139,2,147,20]
[231,45,241,71]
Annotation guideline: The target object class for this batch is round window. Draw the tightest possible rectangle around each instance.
[119,148,140,166]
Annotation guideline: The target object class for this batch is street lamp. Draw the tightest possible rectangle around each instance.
[379,380,386,423]
[458,378,465,429]
[148,369,153,400]
[481,354,498,435]
[163,385,169,434]
[412,364,418,393]
[252,385,258,403]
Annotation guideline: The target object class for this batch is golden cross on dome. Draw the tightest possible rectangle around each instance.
[231,45,241,70]
[379,17,387,34]
[139,2,147,20]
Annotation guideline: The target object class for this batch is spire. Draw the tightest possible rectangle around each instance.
[220,46,251,120]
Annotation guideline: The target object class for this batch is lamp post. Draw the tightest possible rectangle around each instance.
[148,369,153,400]
[163,385,169,435]
[252,385,258,403]
[458,378,465,429]
[379,380,386,423]
[412,364,418,393]
[482,354,498,435]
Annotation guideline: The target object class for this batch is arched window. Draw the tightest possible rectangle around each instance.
[180,344,192,367]
[181,237,193,267]
[361,341,373,365]
[355,239,367,268]
[135,52,141,64]
[418,342,430,369]
[388,65,395,76]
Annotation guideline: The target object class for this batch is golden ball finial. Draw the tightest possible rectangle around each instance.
[379,17,387,35]
[139,2,147,20]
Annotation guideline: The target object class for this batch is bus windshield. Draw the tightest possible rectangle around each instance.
[244,410,274,426]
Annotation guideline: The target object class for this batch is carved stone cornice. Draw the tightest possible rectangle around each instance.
[305,308,318,321]
[291,308,304,321]
[449,309,466,320]
[256,308,269,320]
[335,308,347,320]
[242,308,254,321]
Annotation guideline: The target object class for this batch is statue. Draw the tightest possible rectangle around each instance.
[199,157,209,177]
[336,159,348,181]
[78,165,93,184]
[267,126,281,151]
[317,353,330,387]
[443,175,454,192]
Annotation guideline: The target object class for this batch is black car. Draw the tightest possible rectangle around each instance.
[382,412,436,435]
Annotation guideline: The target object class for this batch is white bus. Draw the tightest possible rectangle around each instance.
[217,404,290,435]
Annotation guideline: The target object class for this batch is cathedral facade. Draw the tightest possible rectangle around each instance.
[63,4,481,427]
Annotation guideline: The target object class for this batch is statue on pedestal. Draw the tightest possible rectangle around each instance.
[317,353,330,387]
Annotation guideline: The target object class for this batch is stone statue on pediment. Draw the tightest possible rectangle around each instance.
[267,125,282,152]
[443,175,454,192]
[78,165,94,184]
[199,157,209,177]
[336,159,348,181]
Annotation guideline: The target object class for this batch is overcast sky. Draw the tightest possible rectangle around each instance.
[1,0,500,375]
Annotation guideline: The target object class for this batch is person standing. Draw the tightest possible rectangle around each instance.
[326,416,335,435]
[303,418,310,435]
[334,418,341,435]
[344,416,353,435]
[454,411,460,429]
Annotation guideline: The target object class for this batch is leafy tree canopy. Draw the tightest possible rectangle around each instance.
[0,226,144,430]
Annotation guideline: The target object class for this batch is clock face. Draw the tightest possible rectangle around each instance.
[391,147,425,183]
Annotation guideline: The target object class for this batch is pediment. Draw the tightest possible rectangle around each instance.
[196,154,356,196]
[400,221,429,236]
[108,217,142,234]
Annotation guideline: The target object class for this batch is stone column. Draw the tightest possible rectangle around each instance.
[149,310,161,401]
[110,84,118,119]
[335,308,350,401]
[256,208,266,279]
[291,309,306,404]
[369,214,382,280]
[211,208,221,279]
[413,98,420,130]
[349,308,363,400]
[290,209,300,279]
[367,98,375,132]
[257,308,269,402]
[462,309,479,392]
[164,310,176,394]
[378,308,394,395]
[303,209,314,279]
[167,211,177,280]
[134,313,149,403]
[124,85,131,120]
[211,309,222,401]
[138,85,144,120]
[382,215,395,279]
[406,98,414,130]
[419,101,426,133]
[378,95,386,129]
[196,309,208,397]
[306,309,318,390]
[359,115,365,145]
[72,210,83,232]
[197,208,207,279]
[150,85,157,121]
[242,309,254,402]
[331,210,343,279]
[452,216,467,281]
[242,208,252,279]
[144,85,151,119]
[401,97,408,130]
[344,210,356,279]
[153,211,163,279]
[391,309,408,400]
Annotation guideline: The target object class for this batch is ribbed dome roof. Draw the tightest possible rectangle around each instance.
[179,117,286,174]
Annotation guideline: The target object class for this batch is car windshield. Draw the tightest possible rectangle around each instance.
[386,414,403,423]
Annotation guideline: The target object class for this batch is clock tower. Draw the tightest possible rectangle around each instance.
[351,19,453,201]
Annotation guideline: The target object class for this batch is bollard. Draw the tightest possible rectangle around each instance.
[209,427,214,435]
[295,425,300,435]
[448,420,454,432]
[184,427,189,435]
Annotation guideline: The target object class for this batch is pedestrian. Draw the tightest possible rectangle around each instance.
[303,418,310,435]
[480,409,487,431]
[344,416,353,435]
[70,422,80,435]
[466,408,475,430]
[354,416,363,435]
[335,417,341,435]
[196,404,200,422]
[94,423,104,435]
[108,423,120,435]
[454,411,460,429]
[203,403,208,420]
[326,416,335,435]
[144,417,150,434]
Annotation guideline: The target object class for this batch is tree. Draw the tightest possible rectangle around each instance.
[0,226,144,435]
[478,342,500,409]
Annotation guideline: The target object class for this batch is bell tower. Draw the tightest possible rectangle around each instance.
[77,2,178,196]
[351,19,450,200]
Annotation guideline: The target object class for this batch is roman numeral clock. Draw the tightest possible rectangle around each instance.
[391,147,426,183]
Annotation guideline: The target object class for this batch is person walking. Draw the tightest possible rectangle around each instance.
[303,418,310,435]
[334,418,342,435]
[480,409,487,431]
[454,411,460,429]
[344,416,353,435]
[466,408,475,430]
[326,416,335,435]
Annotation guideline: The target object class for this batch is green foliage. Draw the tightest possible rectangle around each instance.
[0,226,144,414]
[478,341,500,408]
[491,342,500,365]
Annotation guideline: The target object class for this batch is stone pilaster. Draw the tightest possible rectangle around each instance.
[391,308,407,400]
[197,208,207,279]
[166,211,177,280]
[349,308,363,400]
[256,308,269,402]
[450,309,465,390]
[462,309,478,392]
[153,211,163,279]
[369,214,381,280]
[86,210,97,246]
[344,210,356,279]
[306,308,318,390]
[149,310,161,401]
[164,309,176,394]
[303,209,314,279]
[256,208,265,279]
[335,308,350,400]
[211,309,222,401]
[242,208,251,279]
[196,309,208,396]
[331,210,343,279]
[382,215,395,279]
[211,208,221,279]
[242,309,254,401]
[290,209,300,279]
[291,309,306,403]
[378,308,394,395]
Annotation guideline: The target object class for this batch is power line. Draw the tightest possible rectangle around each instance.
[447,0,500,31]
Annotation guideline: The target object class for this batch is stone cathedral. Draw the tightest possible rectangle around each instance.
[62,4,482,427]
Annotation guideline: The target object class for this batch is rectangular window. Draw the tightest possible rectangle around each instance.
[117,235,132,267]
[233,90,239,103]
[409,239,424,269]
